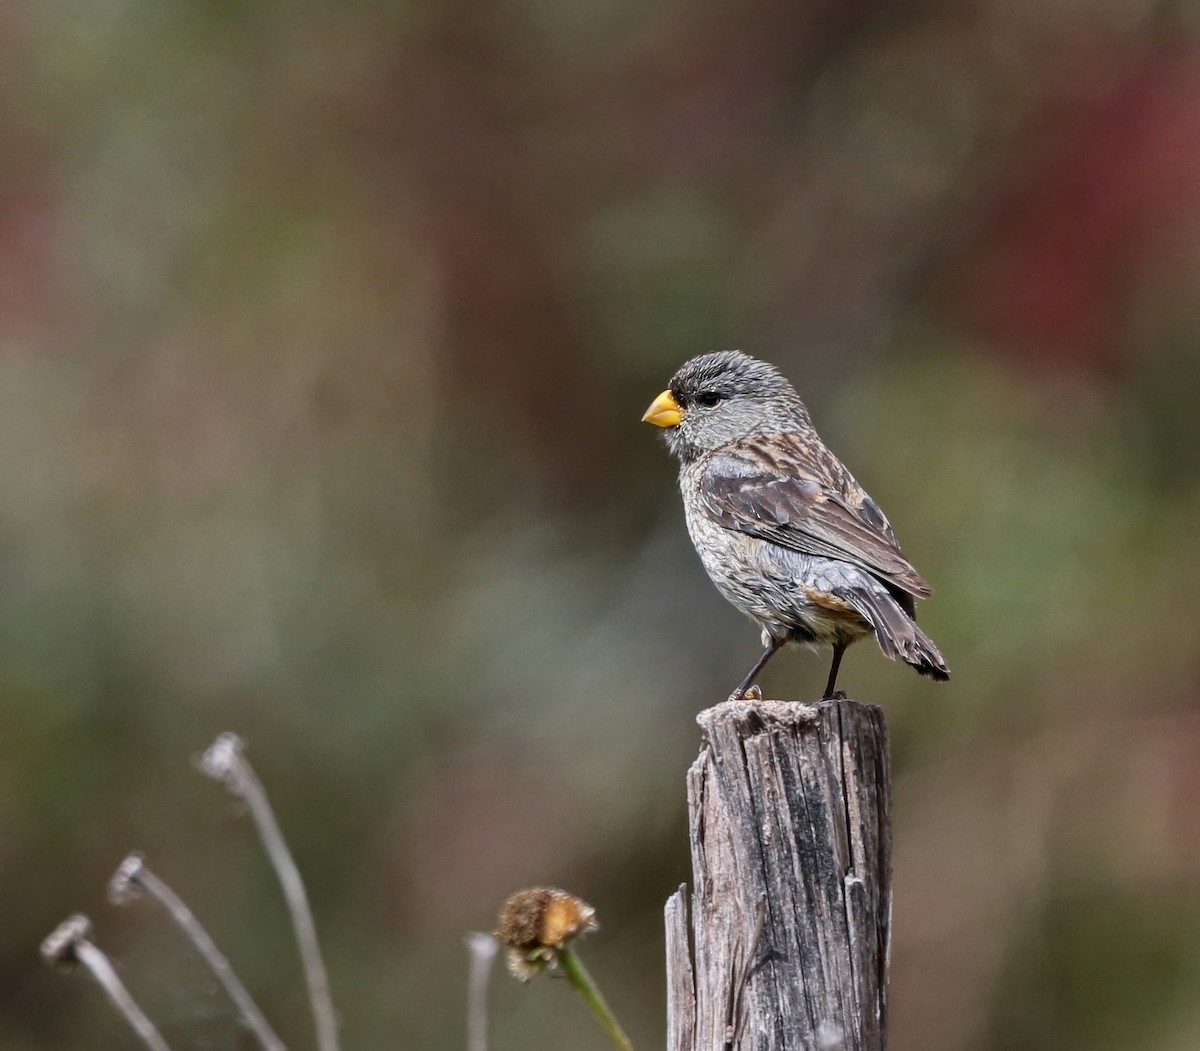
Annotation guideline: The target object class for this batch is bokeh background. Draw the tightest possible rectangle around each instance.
[3,1,1200,1048]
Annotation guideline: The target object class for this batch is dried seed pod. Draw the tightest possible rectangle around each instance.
[107,853,146,906]
[495,888,597,981]
[41,914,94,972]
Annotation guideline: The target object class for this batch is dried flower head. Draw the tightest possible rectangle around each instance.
[496,888,597,981]
[107,853,146,906]
[198,733,246,788]
[41,914,94,972]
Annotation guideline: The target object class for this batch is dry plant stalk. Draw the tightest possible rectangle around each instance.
[108,853,286,1051]
[41,914,173,1051]
[465,932,500,1051]
[43,730,343,1051]
[199,732,341,1051]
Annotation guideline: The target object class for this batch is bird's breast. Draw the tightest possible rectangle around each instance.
[679,482,872,644]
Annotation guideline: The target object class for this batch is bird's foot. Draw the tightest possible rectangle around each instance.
[821,689,848,701]
[728,684,763,703]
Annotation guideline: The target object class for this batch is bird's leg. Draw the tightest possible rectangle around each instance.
[728,639,785,703]
[822,641,848,700]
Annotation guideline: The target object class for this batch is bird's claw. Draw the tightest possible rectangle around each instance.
[729,684,763,702]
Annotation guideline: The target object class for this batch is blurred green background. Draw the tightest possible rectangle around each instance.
[3,1,1200,1048]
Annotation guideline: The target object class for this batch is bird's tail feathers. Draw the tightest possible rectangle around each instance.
[847,588,950,682]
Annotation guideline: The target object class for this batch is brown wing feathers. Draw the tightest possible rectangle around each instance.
[698,433,933,599]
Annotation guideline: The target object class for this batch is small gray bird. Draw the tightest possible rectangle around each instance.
[643,350,949,700]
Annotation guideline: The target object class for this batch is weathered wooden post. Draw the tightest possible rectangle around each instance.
[665,698,892,1051]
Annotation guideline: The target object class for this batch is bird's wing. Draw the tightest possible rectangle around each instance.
[697,433,933,598]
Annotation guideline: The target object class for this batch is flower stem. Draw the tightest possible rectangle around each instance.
[200,733,340,1051]
[558,948,633,1051]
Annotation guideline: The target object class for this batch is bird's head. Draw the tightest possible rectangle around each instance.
[642,350,810,463]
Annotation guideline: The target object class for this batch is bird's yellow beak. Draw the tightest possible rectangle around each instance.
[641,389,685,428]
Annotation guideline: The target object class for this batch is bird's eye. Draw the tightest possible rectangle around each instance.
[695,391,723,408]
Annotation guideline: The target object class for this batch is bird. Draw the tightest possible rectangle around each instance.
[642,350,949,701]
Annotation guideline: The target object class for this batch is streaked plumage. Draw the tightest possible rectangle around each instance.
[643,350,949,700]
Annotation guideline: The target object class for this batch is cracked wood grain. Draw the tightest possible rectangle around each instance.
[665,699,891,1051]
